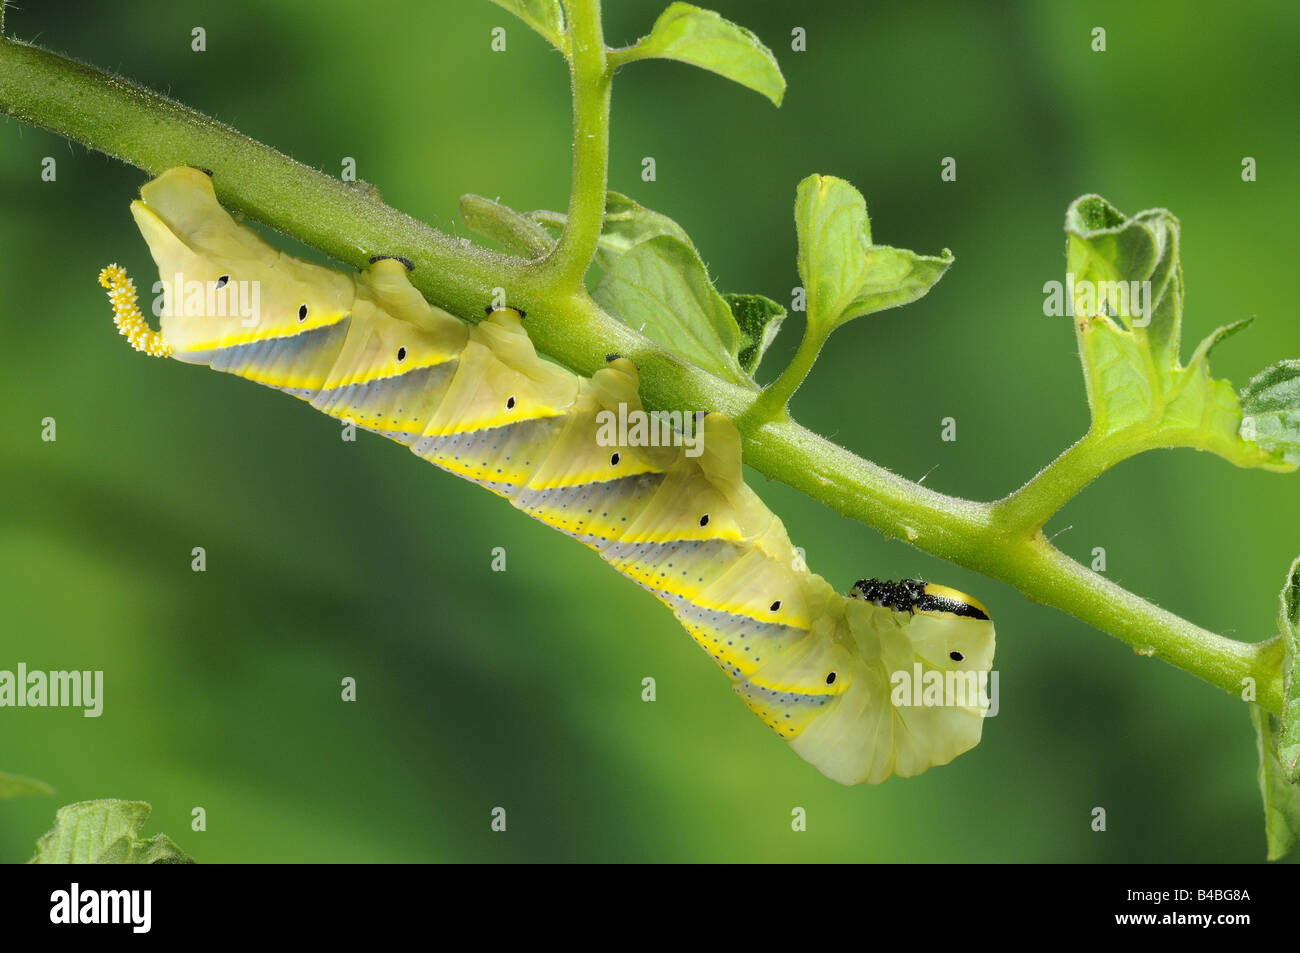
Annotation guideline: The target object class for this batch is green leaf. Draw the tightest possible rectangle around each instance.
[460,194,555,259]
[1252,706,1300,861]
[488,0,567,50]
[844,246,955,321]
[724,293,785,375]
[541,193,777,384]
[1277,556,1300,783]
[588,191,695,269]
[621,2,786,106]
[1240,360,1300,466]
[30,799,194,864]
[1063,194,1294,471]
[795,174,952,337]
[0,772,53,798]
[593,234,751,387]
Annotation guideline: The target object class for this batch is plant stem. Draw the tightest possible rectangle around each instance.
[991,428,1137,534]
[534,0,610,292]
[0,35,1282,713]
[737,320,830,427]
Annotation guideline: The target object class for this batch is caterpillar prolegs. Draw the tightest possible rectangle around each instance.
[100,167,996,785]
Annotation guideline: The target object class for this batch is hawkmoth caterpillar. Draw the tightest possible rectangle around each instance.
[100,167,996,785]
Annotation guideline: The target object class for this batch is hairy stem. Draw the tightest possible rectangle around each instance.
[737,320,829,427]
[992,428,1137,534]
[534,0,610,292]
[0,34,1281,713]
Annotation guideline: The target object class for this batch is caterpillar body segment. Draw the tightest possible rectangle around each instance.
[102,167,996,784]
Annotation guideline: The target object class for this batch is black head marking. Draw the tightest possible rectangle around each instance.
[849,578,928,612]
[606,353,623,363]
[849,577,989,620]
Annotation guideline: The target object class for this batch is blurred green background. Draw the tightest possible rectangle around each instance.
[2,0,1297,862]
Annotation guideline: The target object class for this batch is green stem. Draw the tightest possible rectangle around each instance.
[0,35,1282,714]
[535,0,610,292]
[736,320,830,427]
[992,428,1138,534]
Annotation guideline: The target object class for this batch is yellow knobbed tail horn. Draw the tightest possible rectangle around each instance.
[99,264,172,358]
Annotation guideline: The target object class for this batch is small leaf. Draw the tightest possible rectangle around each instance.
[30,799,194,864]
[623,2,786,106]
[589,191,695,269]
[460,194,555,259]
[488,0,567,50]
[724,293,785,375]
[543,194,775,384]
[844,246,954,322]
[1240,360,1300,466]
[795,174,952,337]
[1062,193,1295,472]
[1252,706,1300,861]
[593,234,750,386]
[0,772,53,799]
[1277,555,1300,783]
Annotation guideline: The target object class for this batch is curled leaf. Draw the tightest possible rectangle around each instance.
[460,194,555,259]
[1063,194,1293,471]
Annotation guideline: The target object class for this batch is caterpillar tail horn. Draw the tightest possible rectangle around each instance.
[99,264,173,358]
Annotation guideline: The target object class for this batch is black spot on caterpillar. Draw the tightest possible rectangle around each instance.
[100,167,997,786]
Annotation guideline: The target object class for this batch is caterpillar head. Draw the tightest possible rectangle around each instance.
[126,167,353,363]
[762,578,996,785]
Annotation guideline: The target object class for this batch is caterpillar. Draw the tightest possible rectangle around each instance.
[100,166,996,785]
